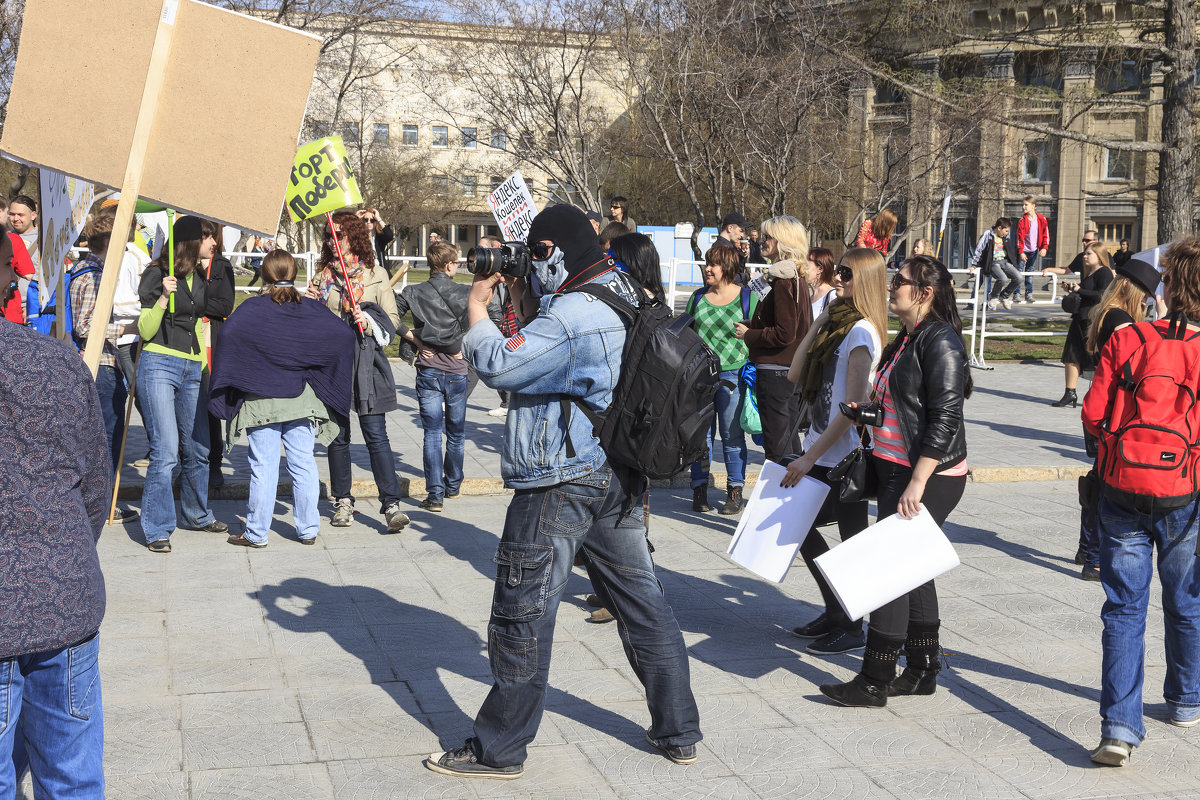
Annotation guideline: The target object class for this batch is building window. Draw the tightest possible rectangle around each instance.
[1104,147,1133,180]
[402,124,418,146]
[461,127,477,149]
[373,123,390,145]
[311,120,331,138]
[1098,59,1147,94]
[1097,221,1134,248]
[432,125,448,148]
[456,225,470,242]
[489,176,503,194]
[461,175,478,196]
[432,175,449,191]
[518,132,534,153]
[490,129,506,150]
[1022,140,1052,181]
[341,122,360,143]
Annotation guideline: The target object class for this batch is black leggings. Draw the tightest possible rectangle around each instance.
[867,455,966,639]
[798,464,870,628]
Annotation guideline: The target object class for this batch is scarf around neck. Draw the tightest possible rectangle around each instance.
[799,299,864,401]
[318,254,366,314]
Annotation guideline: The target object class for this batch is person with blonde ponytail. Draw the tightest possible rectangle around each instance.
[208,250,355,548]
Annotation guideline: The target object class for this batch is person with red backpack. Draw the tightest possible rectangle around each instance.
[1082,236,1200,767]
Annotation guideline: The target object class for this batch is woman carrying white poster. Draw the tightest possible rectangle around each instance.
[820,254,971,709]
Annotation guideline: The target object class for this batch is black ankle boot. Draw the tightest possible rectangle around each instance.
[820,632,901,708]
[1051,388,1078,408]
[718,485,744,516]
[889,625,941,697]
[692,486,710,512]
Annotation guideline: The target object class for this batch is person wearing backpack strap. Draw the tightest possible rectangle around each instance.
[687,244,758,514]
[1081,237,1200,767]
[426,205,701,780]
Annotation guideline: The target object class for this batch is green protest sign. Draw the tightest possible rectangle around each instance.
[286,137,362,222]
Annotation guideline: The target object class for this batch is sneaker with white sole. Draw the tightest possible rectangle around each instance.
[1089,737,1133,766]
[487,406,508,418]
[425,740,523,779]
[644,732,698,765]
[331,498,354,527]
[384,503,411,533]
[986,300,999,311]
[1000,296,1013,310]
[1170,707,1200,727]
[806,628,867,655]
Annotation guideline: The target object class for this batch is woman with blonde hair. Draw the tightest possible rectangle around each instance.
[1073,259,1164,581]
[912,239,935,257]
[855,209,897,255]
[1052,240,1114,407]
[781,247,888,655]
[735,216,814,462]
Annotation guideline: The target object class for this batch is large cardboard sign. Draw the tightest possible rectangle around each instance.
[286,137,363,221]
[487,171,538,242]
[37,169,94,305]
[0,0,321,237]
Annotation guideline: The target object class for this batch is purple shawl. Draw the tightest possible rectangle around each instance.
[208,294,355,420]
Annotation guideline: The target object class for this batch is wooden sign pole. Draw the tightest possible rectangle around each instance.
[81,0,178,376]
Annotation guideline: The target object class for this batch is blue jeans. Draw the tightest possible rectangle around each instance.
[1022,251,1040,297]
[136,351,213,543]
[0,633,104,798]
[95,365,127,475]
[1098,495,1200,745]
[690,368,747,488]
[416,367,467,500]
[246,420,320,544]
[471,464,701,768]
[327,412,402,511]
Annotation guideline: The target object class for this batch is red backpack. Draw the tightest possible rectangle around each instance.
[1097,314,1200,512]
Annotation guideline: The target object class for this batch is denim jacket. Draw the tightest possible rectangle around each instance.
[463,270,638,489]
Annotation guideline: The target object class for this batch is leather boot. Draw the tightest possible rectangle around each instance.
[889,624,941,697]
[718,485,744,516]
[1051,388,1078,408]
[692,486,711,513]
[820,632,902,708]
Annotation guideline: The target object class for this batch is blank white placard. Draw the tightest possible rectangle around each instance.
[727,461,830,583]
[814,506,960,621]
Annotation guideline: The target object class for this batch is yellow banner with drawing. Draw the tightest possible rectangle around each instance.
[285,136,363,222]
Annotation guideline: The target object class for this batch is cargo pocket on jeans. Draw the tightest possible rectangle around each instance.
[0,659,12,736]
[68,633,100,721]
[492,543,553,622]
[489,626,537,681]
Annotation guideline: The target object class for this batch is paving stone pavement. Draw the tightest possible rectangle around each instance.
[51,479,1200,799]
[116,359,1091,500]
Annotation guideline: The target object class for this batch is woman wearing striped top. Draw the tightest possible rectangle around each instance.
[820,254,972,708]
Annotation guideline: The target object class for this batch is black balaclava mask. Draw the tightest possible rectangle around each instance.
[526,204,610,295]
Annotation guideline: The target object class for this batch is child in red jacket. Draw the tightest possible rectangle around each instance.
[1016,195,1049,303]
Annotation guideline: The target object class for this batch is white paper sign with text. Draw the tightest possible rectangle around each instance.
[38,168,94,305]
[486,171,537,242]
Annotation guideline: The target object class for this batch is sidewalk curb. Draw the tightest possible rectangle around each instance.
[117,464,1091,501]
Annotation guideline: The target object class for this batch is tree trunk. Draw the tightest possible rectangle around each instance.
[1158,0,1195,242]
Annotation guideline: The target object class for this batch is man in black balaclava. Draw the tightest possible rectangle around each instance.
[425,205,702,779]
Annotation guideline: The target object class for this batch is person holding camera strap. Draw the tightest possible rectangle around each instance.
[425,205,701,780]
[819,254,971,708]
[781,248,887,656]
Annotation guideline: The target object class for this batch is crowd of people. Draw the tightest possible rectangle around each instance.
[3,190,1199,793]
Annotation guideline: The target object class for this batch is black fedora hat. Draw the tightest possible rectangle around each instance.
[1116,258,1161,296]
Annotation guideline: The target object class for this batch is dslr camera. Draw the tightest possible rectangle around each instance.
[468,241,532,278]
[839,401,883,427]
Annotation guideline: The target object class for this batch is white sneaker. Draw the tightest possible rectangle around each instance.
[1000,297,1013,310]
[987,300,999,311]
[1023,295,1035,304]
[487,406,507,418]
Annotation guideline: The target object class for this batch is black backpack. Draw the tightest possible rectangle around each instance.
[567,283,720,479]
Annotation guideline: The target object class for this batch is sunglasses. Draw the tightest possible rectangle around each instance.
[891,273,918,290]
[835,265,853,281]
[1082,238,1096,244]
[531,242,555,260]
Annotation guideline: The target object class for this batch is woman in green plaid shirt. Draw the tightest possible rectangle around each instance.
[687,244,758,515]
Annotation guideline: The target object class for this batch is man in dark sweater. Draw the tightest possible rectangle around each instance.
[0,319,109,797]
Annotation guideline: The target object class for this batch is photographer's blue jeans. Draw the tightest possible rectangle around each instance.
[246,420,320,544]
[0,633,104,799]
[416,367,467,500]
[690,368,747,489]
[136,351,213,543]
[1098,495,1200,745]
[471,464,701,768]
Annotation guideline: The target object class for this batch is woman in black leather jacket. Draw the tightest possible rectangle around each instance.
[821,254,972,708]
